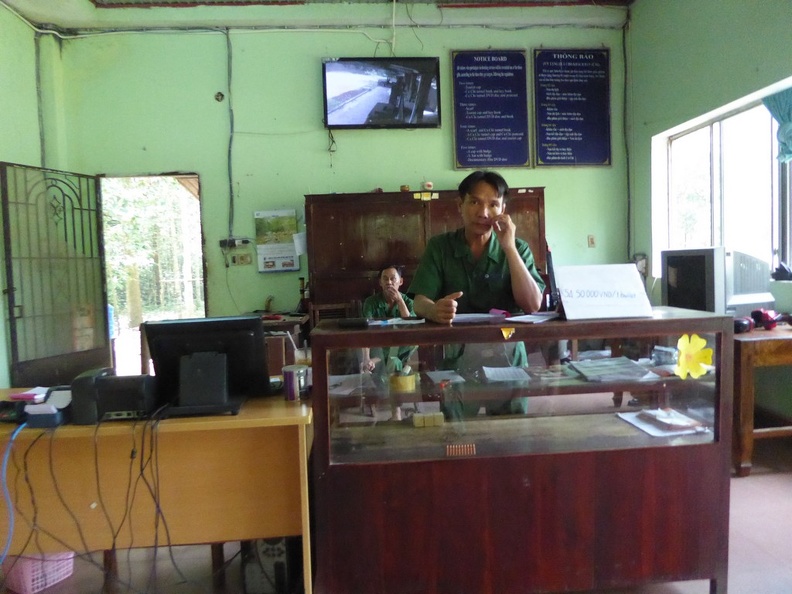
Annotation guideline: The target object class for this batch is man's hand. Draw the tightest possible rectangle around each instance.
[383,285,403,304]
[383,285,411,317]
[491,213,516,249]
[431,291,463,324]
[414,291,463,324]
[360,356,380,373]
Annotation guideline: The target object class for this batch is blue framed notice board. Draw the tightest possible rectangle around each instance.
[534,49,611,166]
[452,50,529,169]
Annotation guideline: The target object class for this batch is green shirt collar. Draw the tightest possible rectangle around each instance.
[451,227,499,262]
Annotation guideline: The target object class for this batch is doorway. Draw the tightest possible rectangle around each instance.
[100,175,206,375]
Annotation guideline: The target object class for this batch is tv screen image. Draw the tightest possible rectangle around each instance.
[322,57,441,129]
[142,314,272,416]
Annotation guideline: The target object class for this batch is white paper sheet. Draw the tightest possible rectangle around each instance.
[617,411,710,437]
[425,370,466,384]
[452,313,504,323]
[507,312,560,323]
[328,374,369,396]
[482,366,531,381]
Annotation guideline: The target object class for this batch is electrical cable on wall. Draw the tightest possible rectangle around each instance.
[225,28,236,244]
[622,16,634,262]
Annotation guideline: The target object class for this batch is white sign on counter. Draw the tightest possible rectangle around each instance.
[554,264,652,320]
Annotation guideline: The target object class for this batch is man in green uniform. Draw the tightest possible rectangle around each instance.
[360,264,415,373]
[408,170,545,416]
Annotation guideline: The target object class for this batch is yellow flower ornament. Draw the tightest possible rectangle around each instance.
[674,333,713,379]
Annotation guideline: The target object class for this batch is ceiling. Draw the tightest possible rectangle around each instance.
[89,0,633,3]
[2,0,633,31]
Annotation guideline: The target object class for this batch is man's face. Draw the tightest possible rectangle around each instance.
[458,180,505,236]
[379,268,403,293]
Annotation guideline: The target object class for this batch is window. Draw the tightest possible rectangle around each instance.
[655,104,787,275]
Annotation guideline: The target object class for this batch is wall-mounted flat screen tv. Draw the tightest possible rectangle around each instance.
[322,57,441,129]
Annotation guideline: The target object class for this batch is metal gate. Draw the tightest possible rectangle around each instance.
[1,162,110,387]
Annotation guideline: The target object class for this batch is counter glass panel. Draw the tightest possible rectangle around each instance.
[326,333,719,464]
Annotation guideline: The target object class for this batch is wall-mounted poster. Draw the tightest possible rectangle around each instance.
[534,49,611,166]
[254,209,300,272]
[452,50,529,169]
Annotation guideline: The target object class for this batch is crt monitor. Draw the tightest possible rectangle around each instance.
[661,246,726,314]
[142,314,272,409]
[725,250,775,317]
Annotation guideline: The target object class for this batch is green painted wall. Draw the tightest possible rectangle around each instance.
[627,0,792,295]
[0,9,40,165]
[33,12,628,316]
[0,8,41,388]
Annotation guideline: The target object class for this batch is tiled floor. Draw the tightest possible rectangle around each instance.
[5,439,792,594]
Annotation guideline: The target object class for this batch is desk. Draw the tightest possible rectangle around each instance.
[734,324,792,476]
[0,394,314,594]
[138,313,309,375]
[261,314,310,370]
[260,313,309,339]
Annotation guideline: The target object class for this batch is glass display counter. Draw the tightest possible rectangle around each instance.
[310,307,732,594]
[326,337,717,465]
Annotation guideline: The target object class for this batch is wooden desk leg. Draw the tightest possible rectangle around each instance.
[734,348,754,477]
[102,549,118,594]
[211,543,225,590]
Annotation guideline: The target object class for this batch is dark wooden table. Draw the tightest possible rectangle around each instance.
[733,323,792,476]
[260,313,309,370]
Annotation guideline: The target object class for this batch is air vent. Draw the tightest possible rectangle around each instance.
[446,443,476,457]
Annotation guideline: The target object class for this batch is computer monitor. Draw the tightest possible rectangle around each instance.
[142,314,272,414]
[661,247,726,314]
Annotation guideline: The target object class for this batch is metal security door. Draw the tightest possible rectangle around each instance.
[1,162,110,387]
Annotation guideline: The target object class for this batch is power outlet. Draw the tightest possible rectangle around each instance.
[587,235,596,248]
[231,253,253,266]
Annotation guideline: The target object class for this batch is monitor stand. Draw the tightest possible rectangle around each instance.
[161,395,246,418]
[162,351,246,418]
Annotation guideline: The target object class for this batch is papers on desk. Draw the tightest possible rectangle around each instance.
[328,374,372,396]
[425,370,465,384]
[482,366,531,382]
[9,386,48,403]
[618,410,710,437]
[568,356,656,382]
[507,312,560,323]
[452,313,504,324]
[366,317,426,326]
[450,312,559,324]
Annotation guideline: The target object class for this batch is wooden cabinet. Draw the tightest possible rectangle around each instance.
[310,308,732,593]
[305,187,546,322]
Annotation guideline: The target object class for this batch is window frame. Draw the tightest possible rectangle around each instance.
[652,101,788,278]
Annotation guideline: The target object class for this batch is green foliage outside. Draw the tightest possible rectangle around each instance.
[101,176,205,329]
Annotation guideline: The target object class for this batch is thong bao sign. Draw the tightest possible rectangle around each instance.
[533,48,611,166]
